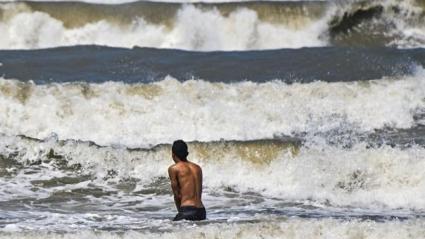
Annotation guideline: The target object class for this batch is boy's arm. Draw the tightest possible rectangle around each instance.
[168,166,181,210]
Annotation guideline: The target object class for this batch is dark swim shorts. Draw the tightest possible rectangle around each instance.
[173,206,206,221]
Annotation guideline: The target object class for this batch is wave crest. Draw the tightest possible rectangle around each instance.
[0,0,424,50]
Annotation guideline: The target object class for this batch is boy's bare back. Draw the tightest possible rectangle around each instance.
[169,161,204,208]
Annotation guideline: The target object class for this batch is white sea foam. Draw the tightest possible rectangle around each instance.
[1,134,425,210]
[0,73,424,147]
[0,3,329,50]
[1,218,425,238]
[384,0,425,48]
[0,0,424,49]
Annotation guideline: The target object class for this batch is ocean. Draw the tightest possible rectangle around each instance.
[0,0,425,238]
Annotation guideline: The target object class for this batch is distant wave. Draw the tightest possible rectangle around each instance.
[0,0,424,50]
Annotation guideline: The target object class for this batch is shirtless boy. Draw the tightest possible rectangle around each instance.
[168,140,206,221]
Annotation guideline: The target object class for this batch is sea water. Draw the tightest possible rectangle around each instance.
[0,0,425,238]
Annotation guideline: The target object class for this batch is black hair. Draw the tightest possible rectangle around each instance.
[172,140,189,161]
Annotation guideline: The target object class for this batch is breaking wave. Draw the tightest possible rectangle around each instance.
[0,0,424,50]
[0,72,424,146]
[1,133,425,210]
